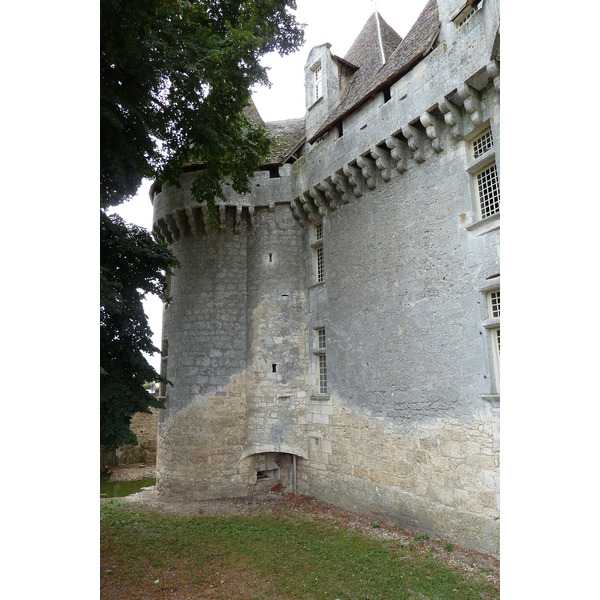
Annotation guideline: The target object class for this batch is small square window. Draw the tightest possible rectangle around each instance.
[472,128,494,159]
[488,290,500,319]
[317,328,326,349]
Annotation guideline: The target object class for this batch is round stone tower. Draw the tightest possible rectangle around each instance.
[151,164,309,500]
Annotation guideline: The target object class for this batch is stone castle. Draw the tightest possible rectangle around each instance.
[150,0,500,554]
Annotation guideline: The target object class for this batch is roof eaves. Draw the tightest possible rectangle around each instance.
[332,54,359,71]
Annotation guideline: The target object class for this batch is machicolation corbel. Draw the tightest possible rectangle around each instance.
[420,111,444,153]
[299,192,320,223]
[234,205,243,234]
[486,60,500,92]
[401,124,426,163]
[185,207,200,235]
[438,97,463,140]
[457,83,482,127]
[384,136,408,174]
[356,154,378,190]
[289,198,306,226]
[165,213,180,241]
[317,179,342,211]
[330,171,353,205]
[309,187,328,217]
[370,145,393,182]
[342,163,365,197]
[218,204,226,231]
[200,204,211,232]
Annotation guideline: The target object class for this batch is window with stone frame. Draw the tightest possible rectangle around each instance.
[454,1,483,28]
[313,63,323,102]
[467,126,500,223]
[480,276,500,395]
[314,327,327,394]
[487,289,500,380]
[312,222,324,283]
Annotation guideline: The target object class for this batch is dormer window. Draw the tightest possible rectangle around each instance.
[313,63,323,102]
[453,1,483,28]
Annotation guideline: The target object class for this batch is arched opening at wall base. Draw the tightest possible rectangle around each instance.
[244,451,304,495]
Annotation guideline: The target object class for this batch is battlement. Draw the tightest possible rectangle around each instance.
[151,165,295,243]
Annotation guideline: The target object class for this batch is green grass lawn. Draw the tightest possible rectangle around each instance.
[100,500,499,599]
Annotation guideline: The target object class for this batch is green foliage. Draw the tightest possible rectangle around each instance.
[100,502,500,599]
[100,212,179,450]
[100,1,304,448]
[100,0,304,209]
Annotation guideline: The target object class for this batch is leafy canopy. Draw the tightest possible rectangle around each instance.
[100,212,179,449]
[100,0,304,450]
[101,0,304,210]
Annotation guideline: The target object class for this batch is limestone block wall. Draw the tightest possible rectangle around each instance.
[297,137,499,553]
[150,0,500,554]
[287,1,500,553]
[244,203,309,469]
[116,408,159,465]
[155,206,250,499]
[100,407,159,469]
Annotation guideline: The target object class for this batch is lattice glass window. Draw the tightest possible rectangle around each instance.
[319,354,327,393]
[488,289,500,318]
[318,327,326,349]
[315,223,323,240]
[316,246,324,283]
[472,128,494,159]
[457,2,482,28]
[458,8,476,27]
[314,64,323,101]
[486,287,500,390]
[477,163,500,219]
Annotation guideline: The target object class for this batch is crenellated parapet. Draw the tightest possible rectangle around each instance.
[151,167,294,244]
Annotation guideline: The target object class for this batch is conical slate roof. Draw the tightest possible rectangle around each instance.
[344,12,402,70]
[309,0,440,142]
[243,98,266,128]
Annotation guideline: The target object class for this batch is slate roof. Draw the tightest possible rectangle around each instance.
[308,0,440,142]
[243,99,265,128]
[344,12,403,78]
[264,117,306,164]
[244,100,305,165]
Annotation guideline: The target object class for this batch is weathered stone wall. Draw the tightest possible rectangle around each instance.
[287,0,499,554]
[151,0,500,555]
[156,207,249,499]
[298,132,499,552]
[244,203,309,471]
[100,406,159,469]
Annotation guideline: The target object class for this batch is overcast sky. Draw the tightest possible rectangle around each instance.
[114,0,428,370]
